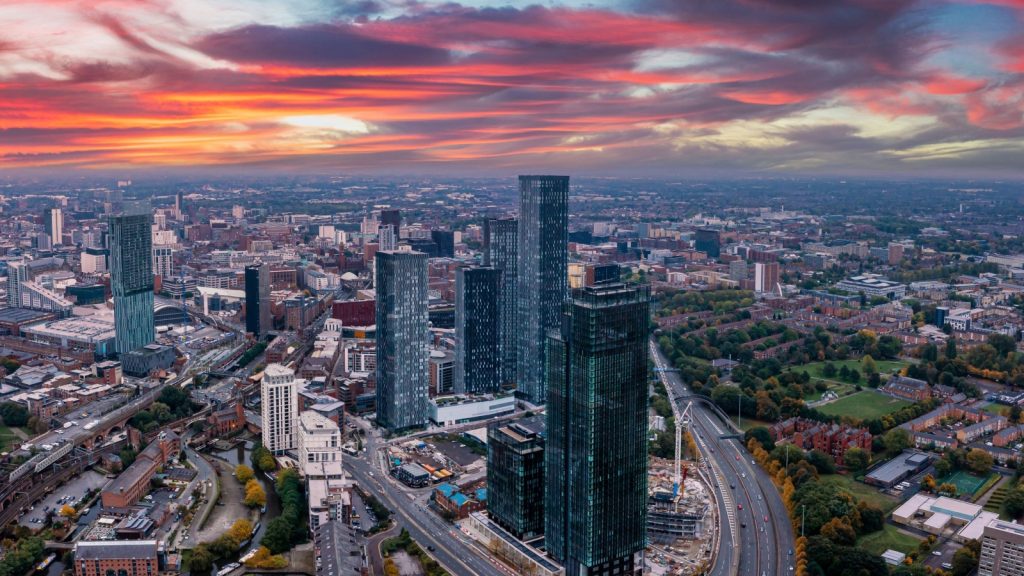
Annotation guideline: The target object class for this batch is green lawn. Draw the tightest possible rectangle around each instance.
[0,425,23,453]
[858,524,922,556]
[983,402,1010,417]
[815,391,912,421]
[820,474,900,513]
[797,358,909,381]
[803,381,857,402]
[738,418,775,432]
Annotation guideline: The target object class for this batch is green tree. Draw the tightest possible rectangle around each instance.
[0,402,29,427]
[843,447,869,473]
[260,518,293,554]
[883,428,911,456]
[188,545,214,573]
[819,517,856,545]
[861,355,877,377]
[966,448,994,475]
[1004,488,1024,518]
[946,337,958,360]
[808,450,836,475]
[744,426,775,452]
[951,544,979,576]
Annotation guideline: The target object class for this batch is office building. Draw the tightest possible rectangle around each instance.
[517,175,568,405]
[431,230,455,258]
[6,261,28,308]
[754,261,780,293]
[375,251,429,432]
[74,541,158,576]
[379,224,398,252]
[546,281,650,576]
[109,203,155,355]
[45,208,63,245]
[888,242,905,266]
[152,245,173,278]
[729,260,747,282]
[980,519,1024,576]
[245,262,272,337]
[380,209,401,230]
[262,363,299,454]
[81,247,108,274]
[484,218,518,386]
[694,228,721,259]
[455,266,502,395]
[487,417,546,540]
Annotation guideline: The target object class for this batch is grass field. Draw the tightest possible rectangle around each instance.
[820,474,900,513]
[984,402,1010,416]
[798,358,909,380]
[984,481,1012,518]
[858,524,922,556]
[815,391,912,420]
[939,470,995,498]
[0,425,23,453]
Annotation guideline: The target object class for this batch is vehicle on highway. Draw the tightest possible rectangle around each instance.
[932,551,942,556]
[735,454,740,460]
[729,483,735,489]
[737,504,742,510]
[764,515,768,522]
[740,522,746,528]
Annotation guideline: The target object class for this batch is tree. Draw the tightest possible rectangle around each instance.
[883,428,911,456]
[227,518,254,544]
[251,443,276,472]
[819,517,857,545]
[921,474,937,493]
[1005,488,1024,518]
[244,479,266,508]
[951,544,979,576]
[260,518,292,554]
[0,402,29,427]
[857,502,885,534]
[946,337,958,360]
[823,363,837,378]
[966,448,994,475]
[808,450,836,475]
[235,464,255,484]
[938,482,958,496]
[934,457,953,478]
[843,447,869,473]
[861,355,877,377]
[188,545,214,573]
[59,505,76,518]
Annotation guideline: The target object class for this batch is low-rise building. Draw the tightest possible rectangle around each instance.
[74,540,159,576]
[101,431,180,508]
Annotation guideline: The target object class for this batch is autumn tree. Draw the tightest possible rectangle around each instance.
[227,518,254,544]
[244,479,267,508]
[235,464,255,483]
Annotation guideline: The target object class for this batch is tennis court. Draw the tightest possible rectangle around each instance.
[939,470,990,496]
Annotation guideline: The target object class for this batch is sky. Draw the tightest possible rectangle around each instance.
[1,0,1023,177]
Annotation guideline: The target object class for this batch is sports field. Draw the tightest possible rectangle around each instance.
[815,391,911,420]
[939,470,994,498]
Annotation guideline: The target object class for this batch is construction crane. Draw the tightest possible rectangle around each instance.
[674,401,694,502]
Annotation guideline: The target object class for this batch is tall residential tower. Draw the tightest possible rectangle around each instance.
[516,176,568,405]
[484,218,518,387]
[109,203,155,355]
[455,266,502,395]
[245,262,272,337]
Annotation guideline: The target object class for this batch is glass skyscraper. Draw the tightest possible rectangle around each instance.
[375,250,429,432]
[245,262,271,337]
[517,176,568,405]
[455,266,502,395]
[109,203,155,355]
[487,416,546,540]
[545,280,650,576]
[484,218,518,387]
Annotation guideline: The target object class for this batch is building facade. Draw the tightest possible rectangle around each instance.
[545,282,650,576]
[298,410,343,475]
[694,229,721,258]
[46,207,63,245]
[245,262,272,337]
[980,519,1024,576]
[109,204,155,355]
[484,218,518,387]
[152,246,173,278]
[375,251,429,432]
[455,266,502,395]
[262,363,298,454]
[487,417,545,541]
[75,541,158,576]
[517,176,568,405]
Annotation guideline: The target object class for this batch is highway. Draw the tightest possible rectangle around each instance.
[344,420,506,576]
[651,340,796,576]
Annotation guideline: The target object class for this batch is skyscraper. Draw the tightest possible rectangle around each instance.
[431,230,455,258]
[45,208,63,245]
[487,416,545,541]
[152,246,173,278]
[517,176,568,405]
[545,281,650,576]
[979,519,1024,576]
[378,224,398,252]
[455,266,502,395]
[6,261,27,308]
[245,263,272,337]
[262,363,298,454]
[484,218,518,386]
[694,228,721,259]
[380,209,401,230]
[375,251,429,432]
[109,203,155,355]
[754,261,780,293]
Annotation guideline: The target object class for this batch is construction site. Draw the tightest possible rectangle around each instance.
[645,402,716,576]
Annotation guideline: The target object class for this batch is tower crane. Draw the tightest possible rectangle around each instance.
[674,401,694,503]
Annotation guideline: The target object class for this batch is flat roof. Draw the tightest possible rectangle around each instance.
[893,493,932,520]
[932,496,982,521]
[959,511,1000,541]
[0,307,52,323]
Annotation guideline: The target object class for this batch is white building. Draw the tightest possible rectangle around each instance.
[153,246,173,278]
[428,395,516,426]
[46,208,63,245]
[298,411,343,477]
[262,364,299,454]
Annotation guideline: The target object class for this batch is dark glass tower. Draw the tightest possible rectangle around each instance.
[455,266,502,395]
[245,263,271,337]
[484,218,518,387]
[430,230,455,258]
[517,176,568,405]
[694,228,721,259]
[380,209,401,230]
[109,203,155,355]
[375,251,429,432]
[545,282,650,576]
[487,416,546,540]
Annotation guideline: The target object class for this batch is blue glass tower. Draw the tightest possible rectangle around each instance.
[455,266,502,395]
[109,203,155,355]
[484,218,518,387]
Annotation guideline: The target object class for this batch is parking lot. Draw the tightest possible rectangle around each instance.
[923,539,958,571]
[18,470,109,528]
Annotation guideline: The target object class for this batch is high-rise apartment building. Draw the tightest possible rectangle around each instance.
[152,246,173,278]
[487,416,545,541]
[298,410,343,476]
[980,519,1024,576]
[375,251,429,432]
[517,176,568,405]
[45,208,63,245]
[378,224,398,252]
[888,242,905,266]
[262,363,298,454]
[6,261,27,308]
[109,203,155,355]
[484,218,517,386]
[545,281,650,576]
[245,263,272,337]
[431,230,455,258]
[754,261,780,293]
[455,266,502,395]
[380,209,401,230]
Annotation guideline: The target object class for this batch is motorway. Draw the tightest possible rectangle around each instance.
[344,419,506,576]
[651,340,796,576]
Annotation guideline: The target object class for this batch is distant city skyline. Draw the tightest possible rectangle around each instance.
[1,1,1023,177]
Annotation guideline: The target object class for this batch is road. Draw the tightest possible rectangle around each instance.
[344,420,506,576]
[651,339,796,576]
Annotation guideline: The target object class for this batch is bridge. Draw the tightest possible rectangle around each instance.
[673,393,742,435]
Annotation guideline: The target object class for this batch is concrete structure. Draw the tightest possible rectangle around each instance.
[45,208,63,245]
[152,246,173,278]
[262,363,299,454]
[517,175,568,405]
[121,343,175,377]
[74,541,158,576]
[488,417,546,541]
[21,314,117,356]
[835,274,907,300]
[467,512,563,576]
[428,395,515,426]
[980,519,1024,576]
[298,410,342,475]
[754,261,780,294]
[768,417,872,467]
[313,521,367,576]
[892,493,999,543]
[244,262,272,337]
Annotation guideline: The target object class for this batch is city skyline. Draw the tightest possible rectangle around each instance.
[1,1,1023,177]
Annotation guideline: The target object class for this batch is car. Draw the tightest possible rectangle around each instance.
[737,504,743,510]
[741,472,746,478]
[788,549,794,556]
[740,522,747,528]
[427,545,435,552]
[941,563,952,570]
[735,454,740,460]
[730,484,735,489]
[932,551,942,556]
[751,459,755,465]
[764,515,769,522]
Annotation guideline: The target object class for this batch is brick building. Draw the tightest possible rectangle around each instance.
[769,417,872,466]
[74,540,158,576]
[101,431,180,508]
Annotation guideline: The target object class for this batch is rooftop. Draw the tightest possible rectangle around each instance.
[75,540,158,560]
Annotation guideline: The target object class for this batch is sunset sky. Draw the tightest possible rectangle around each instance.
[1,0,1023,176]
